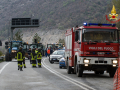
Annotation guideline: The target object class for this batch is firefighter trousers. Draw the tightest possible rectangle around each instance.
[37,59,41,67]
[32,60,36,67]
[23,59,26,68]
[18,61,23,71]
[28,55,31,64]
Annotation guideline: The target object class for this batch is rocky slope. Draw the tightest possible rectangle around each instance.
[22,28,65,46]
[0,0,111,40]
[0,28,65,54]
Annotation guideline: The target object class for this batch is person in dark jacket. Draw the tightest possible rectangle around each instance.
[50,47,53,54]
[45,48,48,57]
[22,50,26,68]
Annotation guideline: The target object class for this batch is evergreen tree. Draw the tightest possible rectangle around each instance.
[32,33,41,44]
[58,39,65,44]
[13,30,23,41]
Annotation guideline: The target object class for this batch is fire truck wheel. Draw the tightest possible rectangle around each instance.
[71,68,75,74]
[74,63,76,74]
[67,65,72,74]
[95,71,99,74]
[76,64,83,77]
[109,68,116,77]
[99,71,104,74]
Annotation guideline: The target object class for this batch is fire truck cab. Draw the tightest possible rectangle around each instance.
[65,23,119,77]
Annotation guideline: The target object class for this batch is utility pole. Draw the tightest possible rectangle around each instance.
[8,21,10,41]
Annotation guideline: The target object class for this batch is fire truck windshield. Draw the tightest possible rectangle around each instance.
[12,42,21,48]
[82,29,118,43]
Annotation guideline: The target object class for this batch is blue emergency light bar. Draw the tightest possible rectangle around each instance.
[10,41,22,42]
[83,23,116,27]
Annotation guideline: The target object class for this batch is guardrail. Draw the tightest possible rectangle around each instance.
[0,56,5,61]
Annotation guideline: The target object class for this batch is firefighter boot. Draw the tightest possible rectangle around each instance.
[24,64,26,68]
[38,65,41,68]
[20,67,23,71]
[34,64,37,68]
[38,63,41,68]
[32,64,34,68]
[18,64,20,70]
[20,65,23,71]
[18,66,19,70]
[24,66,26,68]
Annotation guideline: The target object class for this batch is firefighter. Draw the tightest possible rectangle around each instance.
[35,48,38,64]
[45,48,48,57]
[37,48,42,67]
[35,48,38,54]
[16,46,24,71]
[28,48,32,64]
[23,51,26,68]
[31,48,37,67]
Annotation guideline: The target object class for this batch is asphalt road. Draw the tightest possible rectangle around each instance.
[0,57,113,90]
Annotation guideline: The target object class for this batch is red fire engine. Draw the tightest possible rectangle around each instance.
[65,23,119,77]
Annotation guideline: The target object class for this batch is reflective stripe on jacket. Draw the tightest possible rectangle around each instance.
[17,52,23,61]
[31,53,36,60]
[35,50,38,54]
[37,52,42,59]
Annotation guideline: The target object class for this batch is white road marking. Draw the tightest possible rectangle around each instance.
[42,58,96,90]
[0,62,11,74]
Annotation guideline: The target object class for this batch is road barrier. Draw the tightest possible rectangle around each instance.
[113,68,120,90]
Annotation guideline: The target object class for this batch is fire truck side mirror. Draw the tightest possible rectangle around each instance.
[0,40,2,46]
[73,27,75,32]
[77,40,81,44]
[75,31,79,41]
[5,41,8,45]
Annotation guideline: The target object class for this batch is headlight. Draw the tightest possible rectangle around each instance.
[84,59,89,63]
[113,65,116,67]
[50,56,53,58]
[58,57,62,59]
[12,50,17,52]
[113,60,117,64]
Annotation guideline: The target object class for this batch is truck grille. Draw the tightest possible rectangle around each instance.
[95,61,107,63]
[86,51,115,56]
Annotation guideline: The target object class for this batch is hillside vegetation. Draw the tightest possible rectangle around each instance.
[0,0,111,40]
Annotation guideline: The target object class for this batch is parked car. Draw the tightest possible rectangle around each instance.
[49,50,65,64]
[59,57,66,69]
